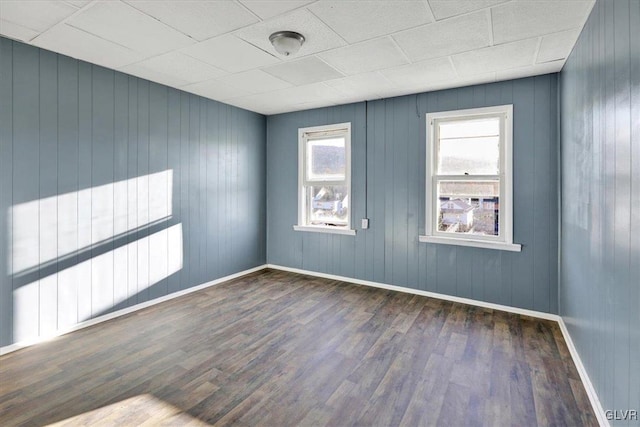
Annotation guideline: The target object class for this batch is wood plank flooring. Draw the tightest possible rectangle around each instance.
[0,269,597,426]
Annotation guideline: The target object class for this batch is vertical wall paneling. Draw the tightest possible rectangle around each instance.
[188,95,198,288]
[560,0,640,423]
[218,104,228,276]
[199,98,207,284]
[0,37,266,348]
[91,66,115,317]
[533,76,552,313]
[629,0,640,416]
[206,99,218,282]
[57,56,79,330]
[77,62,92,323]
[126,76,139,306]
[267,75,559,313]
[136,79,150,304]
[12,42,40,342]
[179,92,190,292]
[38,50,58,336]
[0,37,13,345]
[148,83,169,301]
[167,88,181,295]
[113,72,129,308]
[510,79,535,310]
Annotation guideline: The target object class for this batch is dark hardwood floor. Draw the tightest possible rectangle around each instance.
[0,269,596,426]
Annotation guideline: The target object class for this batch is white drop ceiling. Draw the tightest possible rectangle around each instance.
[0,0,595,115]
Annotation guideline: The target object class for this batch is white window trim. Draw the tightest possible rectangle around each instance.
[294,122,355,236]
[420,105,521,252]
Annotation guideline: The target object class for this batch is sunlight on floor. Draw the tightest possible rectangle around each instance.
[46,394,209,426]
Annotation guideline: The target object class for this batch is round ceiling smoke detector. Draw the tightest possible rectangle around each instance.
[269,31,305,56]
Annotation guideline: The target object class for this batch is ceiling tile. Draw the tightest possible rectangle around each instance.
[381,57,455,88]
[495,59,564,81]
[182,79,252,101]
[428,0,508,20]
[238,0,315,20]
[308,0,433,43]
[0,0,78,32]
[180,34,280,73]
[32,24,144,69]
[67,1,194,56]
[323,72,397,99]
[124,0,258,42]
[228,82,344,114]
[119,52,226,87]
[393,72,496,96]
[263,56,343,85]
[393,11,490,62]
[215,70,292,95]
[451,38,539,76]
[119,65,190,88]
[318,37,408,75]
[235,8,346,58]
[64,1,92,7]
[0,19,40,42]
[492,1,595,45]
[537,28,581,63]
[448,72,497,90]
[224,94,275,114]
[4,0,592,115]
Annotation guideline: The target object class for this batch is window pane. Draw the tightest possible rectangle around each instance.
[308,185,348,226]
[437,181,499,236]
[438,117,499,139]
[308,137,345,180]
[437,136,499,175]
[437,117,500,175]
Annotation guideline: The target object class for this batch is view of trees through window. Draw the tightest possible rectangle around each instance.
[308,138,345,179]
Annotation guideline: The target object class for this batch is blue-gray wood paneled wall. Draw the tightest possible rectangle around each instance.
[0,37,266,348]
[267,75,559,314]
[560,0,640,424]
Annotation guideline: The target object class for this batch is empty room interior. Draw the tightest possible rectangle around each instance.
[0,0,638,425]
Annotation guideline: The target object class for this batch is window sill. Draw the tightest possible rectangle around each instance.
[418,235,521,252]
[293,225,356,236]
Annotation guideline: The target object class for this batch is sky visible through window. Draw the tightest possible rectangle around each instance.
[438,118,500,176]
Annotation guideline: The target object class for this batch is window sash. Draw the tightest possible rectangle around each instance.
[425,106,512,245]
[298,123,351,230]
[434,114,503,177]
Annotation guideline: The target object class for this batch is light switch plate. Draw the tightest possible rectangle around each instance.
[361,218,369,229]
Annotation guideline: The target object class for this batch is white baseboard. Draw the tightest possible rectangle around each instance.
[0,264,267,356]
[266,264,560,321]
[267,264,607,426]
[558,318,609,427]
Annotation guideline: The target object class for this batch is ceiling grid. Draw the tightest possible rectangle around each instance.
[0,0,595,115]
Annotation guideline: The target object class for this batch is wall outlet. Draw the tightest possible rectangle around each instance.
[361,218,369,229]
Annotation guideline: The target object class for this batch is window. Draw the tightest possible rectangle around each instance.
[294,122,355,235]
[419,105,521,251]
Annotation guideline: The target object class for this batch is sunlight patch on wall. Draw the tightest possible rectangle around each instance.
[9,169,173,275]
[13,223,183,342]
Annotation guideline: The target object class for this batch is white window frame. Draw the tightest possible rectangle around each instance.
[419,105,521,252]
[293,122,355,236]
